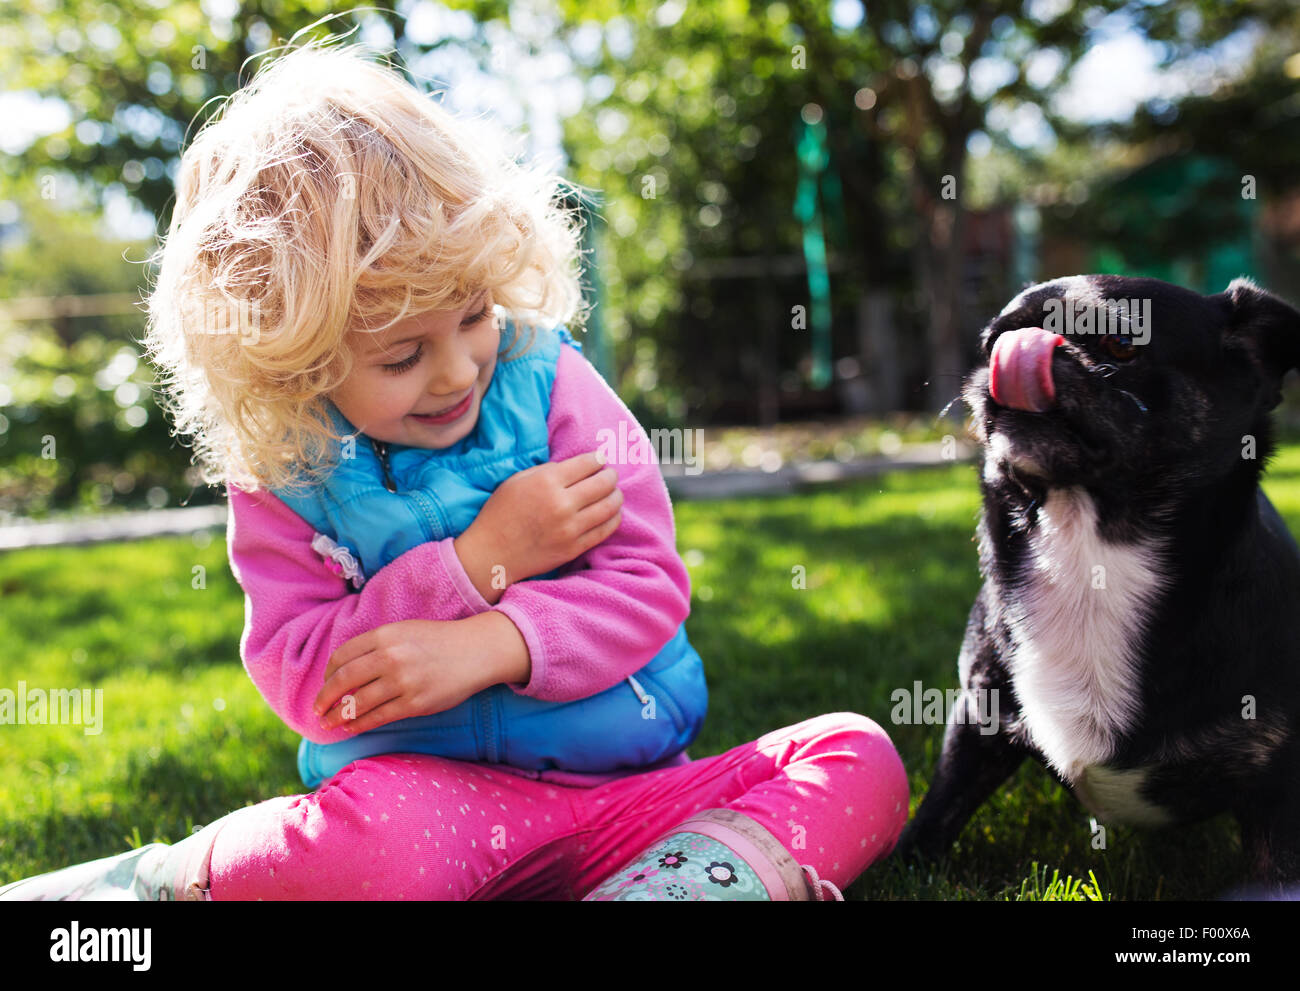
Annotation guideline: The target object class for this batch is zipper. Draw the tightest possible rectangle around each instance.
[477,691,499,763]
[369,438,446,541]
[372,439,398,493]
[634,669,688,733]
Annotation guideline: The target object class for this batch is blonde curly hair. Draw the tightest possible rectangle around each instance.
[143,38,591,494]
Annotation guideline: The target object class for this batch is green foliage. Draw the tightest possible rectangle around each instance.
[553,0,1183,418]
[0,188,209,517]
[0,324,200,518]
[6,0,1300,509]
[0,4,427,516]
[1013,863,1108,902]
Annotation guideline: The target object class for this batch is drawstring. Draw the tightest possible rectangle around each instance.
[626,675,650,705]
[800,864,843,901]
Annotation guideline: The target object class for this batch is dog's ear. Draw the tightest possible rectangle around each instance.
[1222,277,1300,409]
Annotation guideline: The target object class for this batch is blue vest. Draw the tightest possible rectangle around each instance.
[273,320,708,788]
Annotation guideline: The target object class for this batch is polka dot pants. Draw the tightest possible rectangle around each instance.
[206,712,908,900]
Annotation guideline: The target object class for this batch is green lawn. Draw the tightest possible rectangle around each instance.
[7,447,1300,900]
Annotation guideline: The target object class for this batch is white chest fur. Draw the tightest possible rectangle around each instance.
[1072,764,1175,826]
[1000,487,1166,784]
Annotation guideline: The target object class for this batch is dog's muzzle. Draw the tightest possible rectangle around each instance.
[989,328,1065,413]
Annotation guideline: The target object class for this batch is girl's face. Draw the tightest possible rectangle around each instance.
[330,290,499,449]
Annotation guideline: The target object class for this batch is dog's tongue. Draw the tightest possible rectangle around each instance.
[989,328,1064,412]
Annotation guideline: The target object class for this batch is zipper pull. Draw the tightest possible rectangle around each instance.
[625,674,651,705]
[372,439,398,493]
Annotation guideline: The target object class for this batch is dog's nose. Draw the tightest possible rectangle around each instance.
[989,327,1064,412]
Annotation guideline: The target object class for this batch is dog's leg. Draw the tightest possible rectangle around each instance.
[1236,762,1300,893]
[894,687,1029,863]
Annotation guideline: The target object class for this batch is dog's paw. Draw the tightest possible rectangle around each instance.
[891,824,933,865]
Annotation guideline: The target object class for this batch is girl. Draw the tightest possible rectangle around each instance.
[0,40,909,901]
[276,317,711,789]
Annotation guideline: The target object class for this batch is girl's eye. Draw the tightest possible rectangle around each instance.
[382,344,423,375]
[1102,335,1138,361]
[467,301,493,326]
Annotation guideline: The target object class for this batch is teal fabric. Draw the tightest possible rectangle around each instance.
[275,321,566,576]
[271,319,707,787]
[584,831,771,901]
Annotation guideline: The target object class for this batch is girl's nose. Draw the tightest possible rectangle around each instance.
[425,350,479,399]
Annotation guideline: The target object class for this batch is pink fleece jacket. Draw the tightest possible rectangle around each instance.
[225,345,693,750]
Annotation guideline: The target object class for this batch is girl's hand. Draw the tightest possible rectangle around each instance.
[313,614,530,734]
[454,451,623,604]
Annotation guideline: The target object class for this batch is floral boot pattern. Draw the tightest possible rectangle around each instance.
[586,832,768,901]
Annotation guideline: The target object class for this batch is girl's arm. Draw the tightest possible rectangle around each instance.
[491,343,693,703]
[229,342,690,732]
[225,482,495,742]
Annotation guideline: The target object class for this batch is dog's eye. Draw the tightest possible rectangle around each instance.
[1101,335,1138,361]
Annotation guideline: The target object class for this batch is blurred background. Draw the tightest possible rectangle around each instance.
[3,0,1300,520]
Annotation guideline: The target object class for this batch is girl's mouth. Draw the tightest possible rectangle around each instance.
[409,391,473,426]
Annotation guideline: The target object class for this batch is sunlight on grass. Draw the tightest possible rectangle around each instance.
[2,449,1296,899]
[1012,863,1108,902]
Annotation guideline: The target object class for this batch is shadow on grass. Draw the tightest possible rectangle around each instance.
[0,464,1277,900]
[0,745,303,886]
[687,500,978,750]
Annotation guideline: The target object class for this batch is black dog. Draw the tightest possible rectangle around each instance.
[896,274,1300,890]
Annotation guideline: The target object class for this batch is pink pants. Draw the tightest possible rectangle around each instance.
[206,712,909,900]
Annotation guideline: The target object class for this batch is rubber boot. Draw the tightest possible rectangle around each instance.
[582,807,843,901]
[0,808,251,901]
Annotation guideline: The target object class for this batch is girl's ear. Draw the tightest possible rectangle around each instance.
[1221,277,1300,410]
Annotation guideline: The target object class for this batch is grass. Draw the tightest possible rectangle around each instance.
[6,445,1300,900]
